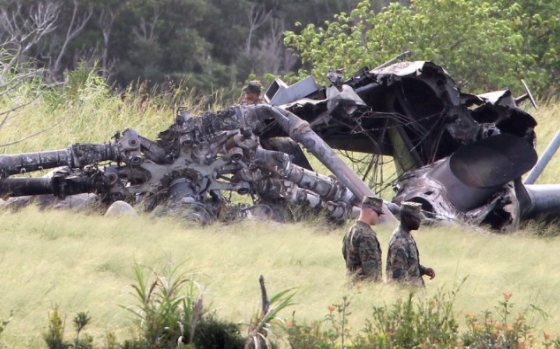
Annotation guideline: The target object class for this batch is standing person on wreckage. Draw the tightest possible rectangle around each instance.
[240,80,264,105]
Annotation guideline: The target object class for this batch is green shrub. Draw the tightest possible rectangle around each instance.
[191,315,244,349]
[284,288,560,349]
[462,292,536,349]
[122,263,249,349]
[43,306,93,349]
[43,305,70,349]
[284,297,351,349]
[37,284,560,349]
[284,317,334,349]
[122,263,204,348]
[285,290,459,349]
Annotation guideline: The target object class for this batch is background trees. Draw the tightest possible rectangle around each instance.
[0,0,361,93]
[0,0,558,98]
[284,0,557,96]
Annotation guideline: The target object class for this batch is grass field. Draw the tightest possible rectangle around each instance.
[1,209,560,348]
[1,71,560,347]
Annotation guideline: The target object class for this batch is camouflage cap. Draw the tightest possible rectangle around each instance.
[242,80,262,94]
[400,201,425,220]
[362,196,384,215]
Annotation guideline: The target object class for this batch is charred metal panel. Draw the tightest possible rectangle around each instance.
[393,134,537,230]
[449,133,537,188]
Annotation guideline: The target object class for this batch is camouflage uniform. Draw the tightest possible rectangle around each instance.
[386,225,428,287]
[342,220,382,282]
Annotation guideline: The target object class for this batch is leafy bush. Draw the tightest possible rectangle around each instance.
[357,290,459,348]
[461,292,546,349]
[191,315,245,349]
[284,297,352,349]
[284,0,545,95]
[284,288,560,349]
[31,281,560,349]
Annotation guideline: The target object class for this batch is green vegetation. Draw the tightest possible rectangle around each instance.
[43,307,94,349]
[284,288,560,348]
[1,209,560,348]
[0,65,207,154]
[0,0,362,94]
[284,0,560,96]
[2,0,560,97]
[36,278,560,348]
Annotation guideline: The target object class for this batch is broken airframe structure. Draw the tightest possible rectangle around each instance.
[267,60,553,232]
[0,60,556,231]
[0,100,396,225]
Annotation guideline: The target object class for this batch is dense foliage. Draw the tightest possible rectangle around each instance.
[284,0,560,96]
[0,0,361,93]
[2,0,558,97]
[29,278,560,349]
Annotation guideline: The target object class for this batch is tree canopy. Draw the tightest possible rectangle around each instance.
[0,0,558,97]
[284,0,559,97]
[0,0,361,93]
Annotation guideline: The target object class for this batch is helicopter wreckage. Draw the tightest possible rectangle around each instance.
[0,60,558,232]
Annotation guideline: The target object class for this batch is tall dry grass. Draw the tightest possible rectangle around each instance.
[0,208,560,348]
[530,98,560,184]
[0,66,228,154]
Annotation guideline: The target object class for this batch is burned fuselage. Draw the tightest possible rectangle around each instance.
[0,102,400,224]
[266,60,541,232]
[0,60,550,231]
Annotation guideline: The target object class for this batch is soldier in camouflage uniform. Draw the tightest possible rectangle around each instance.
[386,202,435,287]
[342,196,384,283]
[241,80,264,105]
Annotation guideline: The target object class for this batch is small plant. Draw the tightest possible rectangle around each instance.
[461,291,537,349]
[283,297,353,349]
[43,305,70,349]
[245,275,297,349]
[542,332,560,349]
[73,311,94,349]
[192,314,245,349]
[43,306,93,349]
[353,289,459,348]
[104,332,120,349]
[284,315,330,349]
[121,262,249,349]
[122,263,203,348]
[284,297,352,349]
[324,296,351,348]
[178,288,204,345]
